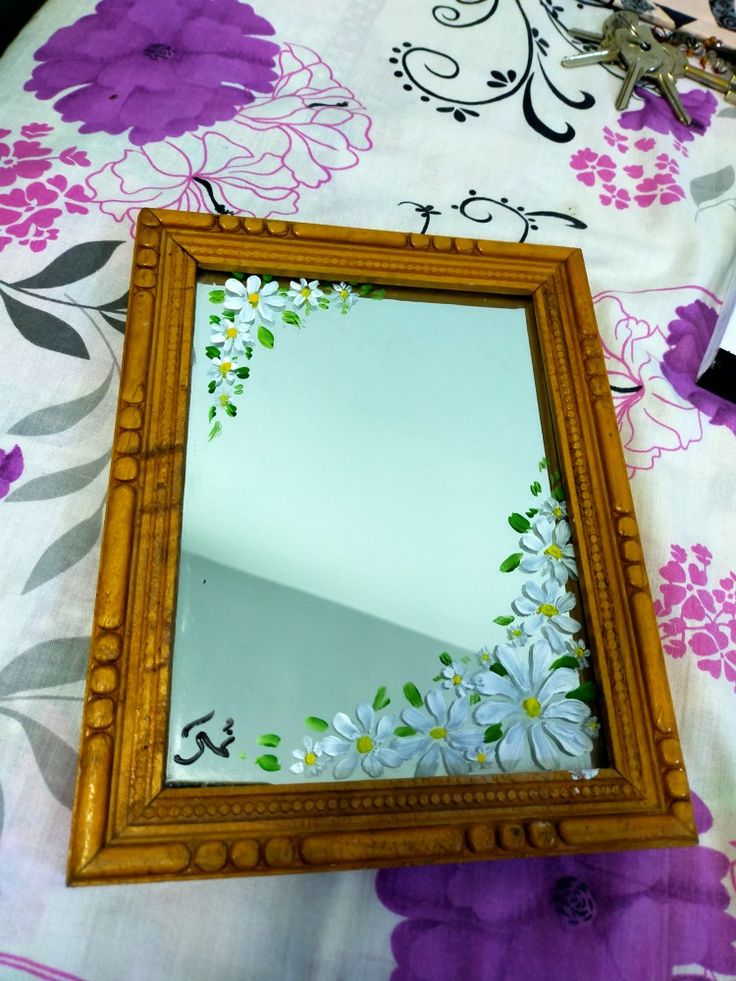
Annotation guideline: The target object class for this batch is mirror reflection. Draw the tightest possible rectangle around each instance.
[166,275,600,785]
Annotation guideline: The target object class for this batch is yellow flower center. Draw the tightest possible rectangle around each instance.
[553,506,563,519]
[356,735,374,754]
[339,289,349,299]
[480,652,490,662]
[429,726,447,740]
[218,393,230,406]
[522,697,542,718]
[304,751,317,766]
[247,292,260,306]
[300,286,312,298]
[452,673,462,686]
[511,629,523,638]
[574,645,586,660]
[225,326,238,339]
[476,751,487,764]
[538,603,559,617]
[218,361,233,376]
[544,543,563,560]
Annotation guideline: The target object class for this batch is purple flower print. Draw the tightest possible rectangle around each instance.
[619,87,718,142]
[0,124,89,188]
[0,445,24,499]
[377,794,736,981]
[662,300,736,435]
[655,544,736,688]
[569,147,616,187]
[25,0,279,146]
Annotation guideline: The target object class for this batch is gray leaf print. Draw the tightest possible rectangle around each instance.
[6,450,111,502]
[9,364,114,436]
[10,240,123,291]
[0,637,90,696]
[0,290,89,360]
[690,166,735,205]
[0,706,77,808]
[22,497,105,594]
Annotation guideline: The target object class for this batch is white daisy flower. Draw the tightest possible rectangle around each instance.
[537,496,568,522]
[564,638,591,668]
[398,689,476,777]
[519,518,578,584]
[441,661,475,696]
[211,317,254,355]
[477,646,494,668]
[321,703,404,779]
[288,278,324,310]
[224,275,285,325]
[465,743,497,771]
[474,641,594,770]
[289,736,327,776]
[208,355,238,387]
[332,281,356,312]
[512,580,582,651]
[505,626,527,648]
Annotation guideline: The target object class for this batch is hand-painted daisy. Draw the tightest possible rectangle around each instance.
[332,281,356,312]
[512,580,582,651]
[289,736,327,776]
[519,517,578,584]
[208,355,238,386]
[288,277,324,310]
[441,661,474,697]
[397,689,476,777]
[211,316,255,354]
[474,641,594,770]
[505,626,527,647]
[537,496,568,521]
[465,743,497,771]
[321,703,404,779]
[224,275,285,324]
[477,646,494,668]
[563,637,591,667]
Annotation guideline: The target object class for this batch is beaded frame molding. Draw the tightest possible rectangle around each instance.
[67,211,695,885]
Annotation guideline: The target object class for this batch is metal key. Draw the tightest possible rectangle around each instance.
[646,45,693,125]
[615,24,667,110]
[561,11,639,70]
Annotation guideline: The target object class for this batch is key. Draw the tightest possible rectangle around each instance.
[561,11,640,70]
[614,24,667,110]
[647,46,692,125]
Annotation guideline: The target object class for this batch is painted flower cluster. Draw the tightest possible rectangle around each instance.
[568,88,717,212]
[655,544,736,689]
[255,463,599,780]
[204,274,368,440]
[0,123,91,254]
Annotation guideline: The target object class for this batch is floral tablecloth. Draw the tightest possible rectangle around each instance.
[1,1,735,979]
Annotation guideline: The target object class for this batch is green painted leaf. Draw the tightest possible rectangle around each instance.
[6,449,111,502]
[438,651,452,666]
[11,240,122,290]
[394,726,417,737]
[245,346,253,359]
[525,508,538,518]
[550,655,579,671]
[209,314,221,324]
[499,552,522,573]
[207,380,216,394]
[233,384,244,395]
[369,288,386,300]
[372,686,390,710]
[0,706,77,807]
[489,663,508,677]
[0,637,89,696]
[232,271,245,280]
[205,345,220,359]
[359,284,374,296]
[208,289,225,303]
[255,754,281,772]
[483,723,503,743]
[258,325,274,349]
[225,403,237,418]
[9,364,114,436]
[508,512,531,533]
[403,682,423,708]
[305,716,329,732]
[552,484,566,502]
[566,681,597,702]
[538,458,548,471]
[235,366,250,378]
[208,421,222,441]
[208,406,216,422]
[469,692,481,705]
[1,290,89,359]
[261,274,271,282]
[530,481,542,497]
[317,297,330,309]
[258,733,281,748]
[22,498,105,594]
[493,615,514,626]
[282,310,301,327]
[222,308,236,321]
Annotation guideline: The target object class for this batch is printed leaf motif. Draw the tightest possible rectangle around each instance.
[100,311,125,334]
[0,637,89,696]
[22,498,105,594]
[255,754,281,772]
[690,166,735,205]
[372,686,390,710]
[257,733,281,748]
[0,290,89,360]
[10,241,123,290]
[305,716,329,732]
[493,615,514,626]
[508,512,531,533]
[6,450,110,502]
[499,552,522,572]
[98,289,129,312]
[0,706,77,808]
[9,364,114,436]
[403,682,423,708]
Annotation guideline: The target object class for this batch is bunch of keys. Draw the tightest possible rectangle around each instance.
[562,11,736,126]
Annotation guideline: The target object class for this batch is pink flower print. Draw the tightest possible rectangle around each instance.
[46,174,93,214]
[599,183,630,210]
[234,44,373,189]
[87,131,299,236]
[569,147,616,187]
[594,290,706,476]
[20,123,53,138]
[623,164,643,179]
[0,137,53,186]
[655,545,736,689]
[634,137,655,152]
[0,182,62,252]
[655,153,679,175]
[603,126,628,153]
[634,172,685,207]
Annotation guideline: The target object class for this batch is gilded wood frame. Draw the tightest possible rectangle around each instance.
[68,210,695,885]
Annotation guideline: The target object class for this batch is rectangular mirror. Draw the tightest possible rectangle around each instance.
[68,213,695,884]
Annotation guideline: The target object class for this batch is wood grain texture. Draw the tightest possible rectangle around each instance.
[67,212,696,885]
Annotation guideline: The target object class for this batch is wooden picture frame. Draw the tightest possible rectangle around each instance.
[68,210,695,885]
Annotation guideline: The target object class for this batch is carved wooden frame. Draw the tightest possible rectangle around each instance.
[68,210,695,885]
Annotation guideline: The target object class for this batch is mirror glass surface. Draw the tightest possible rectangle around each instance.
[166,277,599,785]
